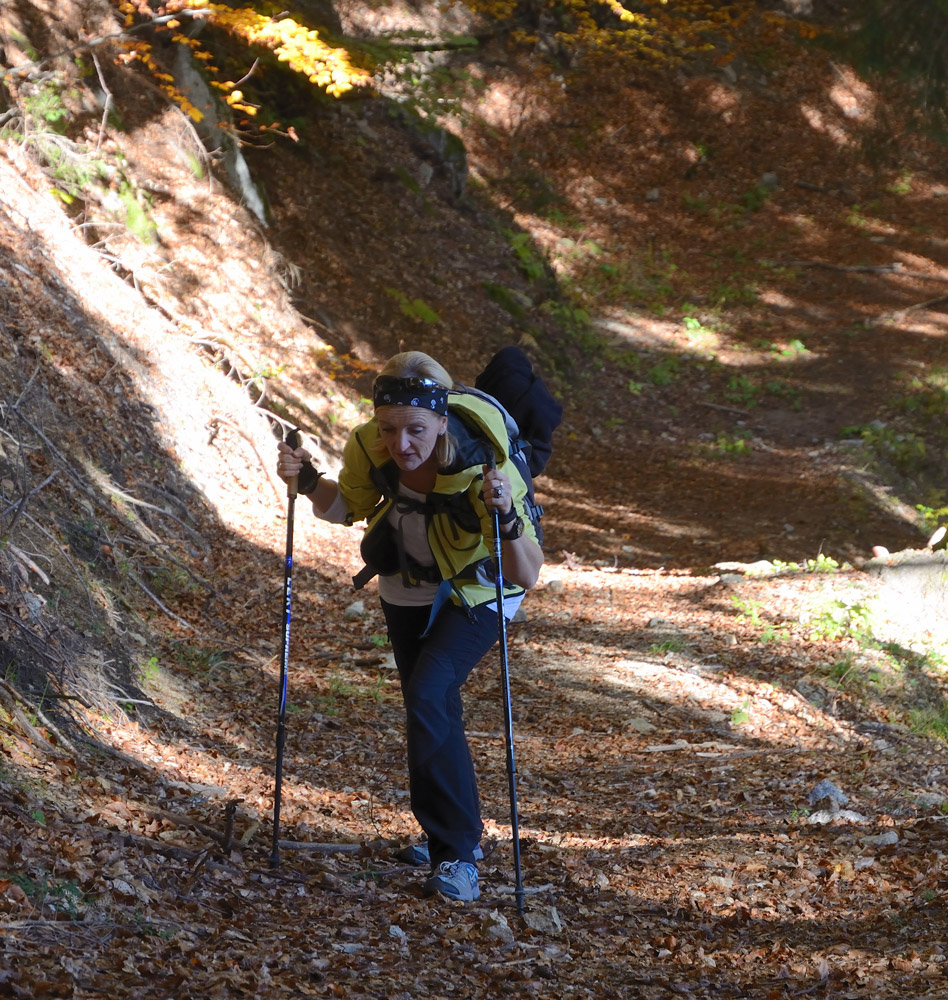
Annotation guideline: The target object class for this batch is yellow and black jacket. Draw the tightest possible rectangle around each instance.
[338,391,538,615]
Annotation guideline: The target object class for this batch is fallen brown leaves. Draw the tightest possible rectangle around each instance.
[3,1,948,996]
[3,559,948,999]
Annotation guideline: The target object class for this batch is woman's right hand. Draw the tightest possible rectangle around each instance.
[276,440,311,484]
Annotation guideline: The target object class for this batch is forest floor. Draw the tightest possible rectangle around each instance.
[2,1,948,997]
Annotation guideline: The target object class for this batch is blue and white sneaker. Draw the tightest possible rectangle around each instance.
[396,840,484,867]
[424,860,480,901]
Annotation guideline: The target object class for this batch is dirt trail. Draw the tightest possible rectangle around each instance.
[2,3,948,995]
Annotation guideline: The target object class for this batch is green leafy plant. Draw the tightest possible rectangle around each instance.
[725,374,759,407]
[382,47,482,121]
[118,182,158,244]
[807,598,873,642]
[647,357,680,387]
[482,282,532,319]
[647,637,686,654]
[558,242,679,312]
[385,288,441,324]
[731,595,764,625]
[327,671,392,705]
[847,423,927,476]
[711,430,752,455]
[350,864,384,884]
[760,623,790,643]
[22,79,73,132]
[175,646,228,677]
[505,230,548,284]
[765,379,801,408]
[542,299,593,346]
[711,281,758,308]
[730,698,752,726]
[139,656,160,683]
[844,204,881,231]
[773,338,809,359]
[741,182,772,212]
[819,648,905,700]
[682,313,715,342]
[683,192,711,216]
[4,871,86,917]
[805,553,840,573]
[908,706,948,744]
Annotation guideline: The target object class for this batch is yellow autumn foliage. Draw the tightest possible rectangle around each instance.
[171,1,370,98]
[467,0,759,65]
[113,0,369,124]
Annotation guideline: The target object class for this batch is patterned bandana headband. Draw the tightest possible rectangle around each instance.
[373,376,449,414]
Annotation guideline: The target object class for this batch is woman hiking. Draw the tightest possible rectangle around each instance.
[276,351,543,901]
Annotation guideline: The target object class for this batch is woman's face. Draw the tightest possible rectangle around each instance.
[376,406,447,471]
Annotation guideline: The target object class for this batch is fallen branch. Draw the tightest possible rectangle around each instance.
[874,293,948,325]
[1,471,58,524]
[144,799,243,850]
[20,508,96,612]
[98,827,248,876]
[495,882,555,895]
[697,401,750,416]
[13,362,42,409]
[76,733,159,771]
[6,541,50,585]
[94,827,314,885]
[276,837,400,854]
[0,677,71,756]
[384,35,483,52]
[112,536,218,596]
[207,414,284,504]
[11,407,205,556]
[124,569,193,629]
[760,258,948,282]
[90,51,113,155]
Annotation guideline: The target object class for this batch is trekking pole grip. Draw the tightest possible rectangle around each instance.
[285,427,301,499]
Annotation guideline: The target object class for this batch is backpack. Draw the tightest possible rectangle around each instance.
[474,346,562,477]
[461,346,563,544]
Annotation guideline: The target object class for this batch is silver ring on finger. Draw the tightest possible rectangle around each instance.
[493,486,503,498]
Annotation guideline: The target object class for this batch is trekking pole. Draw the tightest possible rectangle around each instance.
[489,457,526,915]
[270,427,300,868]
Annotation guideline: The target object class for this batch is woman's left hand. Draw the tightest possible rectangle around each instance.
[481,465,513,516]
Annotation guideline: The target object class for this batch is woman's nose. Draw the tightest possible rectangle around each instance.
[393,430,411,451]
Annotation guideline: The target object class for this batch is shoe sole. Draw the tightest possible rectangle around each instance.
[423,876,480,902]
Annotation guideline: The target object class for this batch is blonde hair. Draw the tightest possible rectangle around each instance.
[376,351,454,387]
[372,352,457,467]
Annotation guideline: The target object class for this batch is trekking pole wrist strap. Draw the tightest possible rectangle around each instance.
[297,462,324,496]
[497,505,518,525]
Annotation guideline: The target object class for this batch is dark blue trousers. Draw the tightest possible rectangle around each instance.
[380,599,498,869]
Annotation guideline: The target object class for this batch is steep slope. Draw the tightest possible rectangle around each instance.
[2,2,948,998]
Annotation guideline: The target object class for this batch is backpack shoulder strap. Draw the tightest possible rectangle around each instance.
[451,383,546,545]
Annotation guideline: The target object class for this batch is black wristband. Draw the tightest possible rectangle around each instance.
[297,461,323,496]
[497,505,518,525]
